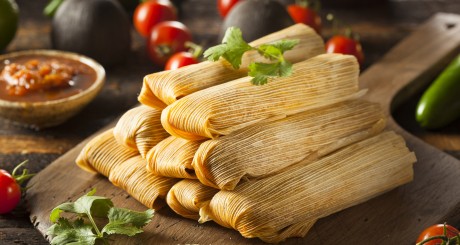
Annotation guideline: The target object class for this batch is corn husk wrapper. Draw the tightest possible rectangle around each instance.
[76,128,138,176]
[109,155,179,210]
[113,105,170,158]
[166,179,219,220]
[146,136,202,179]
[199,131,417,243]
[193,100,386,190]
[161,54,364,140]
[138,24,325,109]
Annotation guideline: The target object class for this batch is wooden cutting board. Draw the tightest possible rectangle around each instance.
[26,13,460,244]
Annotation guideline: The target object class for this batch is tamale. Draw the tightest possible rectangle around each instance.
[146,136,202,179]
[109,155,179,210]
[113,105,170,158]
[166,179,218,220]
[193,100,386,190]
[76,128,138,176]
[162,53,364,140]
[199,132,417,243]
[138,23,325,109]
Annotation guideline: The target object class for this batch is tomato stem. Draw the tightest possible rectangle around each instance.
[185,41,203,59]
[43,0,65,17]
[11,160,28,176]
[295,0,321,12]
[417,223,460,245]
[157,45,173,57]
[11,160,35,186]
[11,160,35,192]
[416,235,449,245]
[327,13,356,39]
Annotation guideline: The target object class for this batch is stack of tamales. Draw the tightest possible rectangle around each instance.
[75,24,416,243]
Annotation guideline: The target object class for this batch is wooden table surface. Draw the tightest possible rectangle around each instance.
[1,0,460,244]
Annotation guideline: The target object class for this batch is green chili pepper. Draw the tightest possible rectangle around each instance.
[416,54,460,129]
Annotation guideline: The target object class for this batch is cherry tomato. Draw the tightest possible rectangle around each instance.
[133,0,177,38]
[325,35,364,66]
[147,21,192,66]
[287,5,321,34]
[417,224,460,245]
[217,0,240,18]
[165,52,199,70]
[0,170,21,214]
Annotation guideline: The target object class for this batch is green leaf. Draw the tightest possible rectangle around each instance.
[50,189,113,223]
[257,45,282,61]
[203,44,228,62]
[270,39,300,53]
[204,28,299,85]
[249,62,280,85]
[278,61,294,77]
[203,27,253,69]
[249,61,293,85]
[47,218,97,245]
[102,208,154,236]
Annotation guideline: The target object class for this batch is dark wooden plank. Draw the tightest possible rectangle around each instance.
[24,13,460,244]
[0,228,48,245]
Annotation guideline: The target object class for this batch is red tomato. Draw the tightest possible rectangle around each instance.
[0,170,21,214]
[217,0,240,18]
[325,35,364,66]
[287,5,321,34]
[417,224,460,245]
[165,52,199,70]
[133,0,177,37]
[147,21,193,66]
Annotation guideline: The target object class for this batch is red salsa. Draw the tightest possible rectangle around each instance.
[0,55,97,102]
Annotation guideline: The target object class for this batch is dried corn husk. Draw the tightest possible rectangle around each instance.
[193,100,386,190]
[113,105,170,158]
[199,131,417,243]
[166,179,219,220]
[76,128,138,176]
[146,136,202,179]
[138,24,325,109]
[108,155,179,210]
[161,54,364,140]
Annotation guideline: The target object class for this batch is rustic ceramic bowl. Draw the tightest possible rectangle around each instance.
[0,50,105,129]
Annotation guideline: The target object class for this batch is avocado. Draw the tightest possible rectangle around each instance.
[51,0,131,67]
[219,0,295,42]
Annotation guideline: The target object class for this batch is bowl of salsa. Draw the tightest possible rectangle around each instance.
[0,50,105,129]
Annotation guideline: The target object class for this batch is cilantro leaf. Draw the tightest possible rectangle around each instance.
[101,208,155,236]
[203,27,253,69]
[249,61,293,85]
[50,189,113,222]
[278,60,294,77]
[258,39,299,61]
[257,45,282,61]
[269,39,300,53]
[203,44,228,62]
[203,27,299,85]
[47,190,154,245]
[47,218,97,245]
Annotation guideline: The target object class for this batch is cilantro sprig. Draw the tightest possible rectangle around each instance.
[47,189,154,245]
[204,27,299,85]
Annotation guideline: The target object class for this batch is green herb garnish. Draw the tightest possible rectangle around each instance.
[47,189,154,245]
[204,27,299,85]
